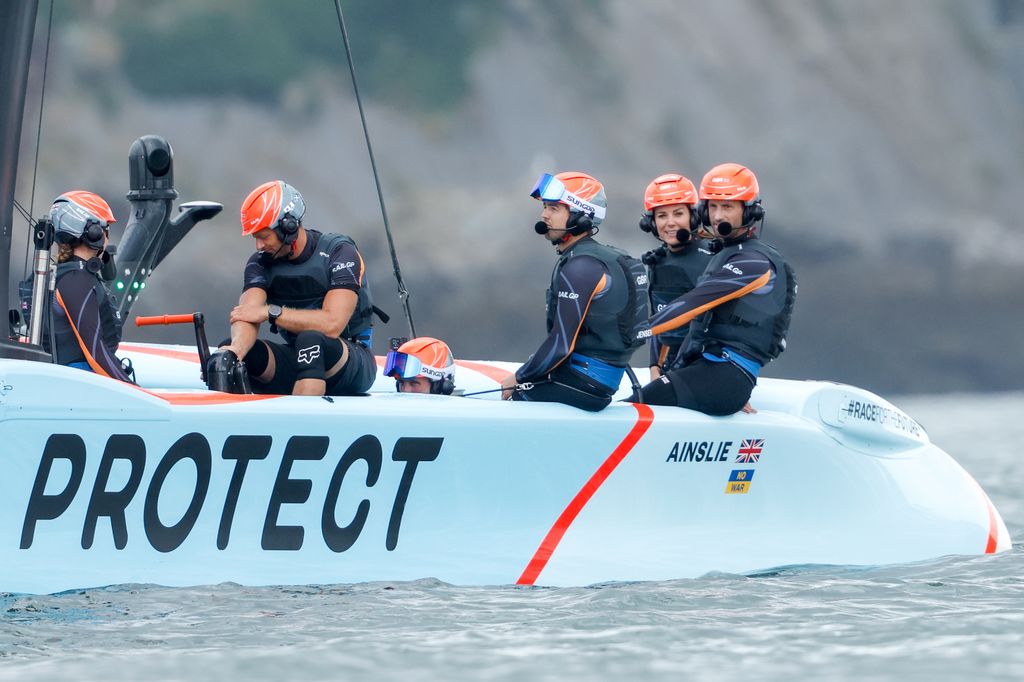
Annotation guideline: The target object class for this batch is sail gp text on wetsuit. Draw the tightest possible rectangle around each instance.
[648,246,775,361]
[515,255,609,382]
[19,432,442,553]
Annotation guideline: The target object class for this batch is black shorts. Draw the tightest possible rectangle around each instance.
[635,357,754,416]
[252,337,376,396]
[511,362,615,412]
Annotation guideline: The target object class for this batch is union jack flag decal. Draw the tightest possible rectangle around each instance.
[735,438,764,463]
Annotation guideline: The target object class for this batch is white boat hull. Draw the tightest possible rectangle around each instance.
[0,347,1010,594]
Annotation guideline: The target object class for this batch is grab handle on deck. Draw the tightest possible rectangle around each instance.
[135,314,196,327]
[134,312,212,384]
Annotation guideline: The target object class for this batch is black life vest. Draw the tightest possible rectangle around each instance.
[51,259,124,365]
[683,238,796,365]
[645,242,713,347]
[545,237,649,366]
[260,231,375,344]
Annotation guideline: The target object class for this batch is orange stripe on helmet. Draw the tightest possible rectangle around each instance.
[57,190,116,224]
[397,337,454,378]
[555,171,603,202]
[240,181,284,236]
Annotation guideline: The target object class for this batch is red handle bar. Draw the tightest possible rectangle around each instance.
[135,314,197,327]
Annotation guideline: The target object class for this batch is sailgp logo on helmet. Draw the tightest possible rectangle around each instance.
[530,173,607,220]
[561,191,600,217]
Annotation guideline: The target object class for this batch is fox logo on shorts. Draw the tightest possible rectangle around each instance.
[297,344,321,364]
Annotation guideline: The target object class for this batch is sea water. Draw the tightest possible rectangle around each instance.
[1,393,1022,681]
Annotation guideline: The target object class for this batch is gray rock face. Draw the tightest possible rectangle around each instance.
[12,0,1024,393]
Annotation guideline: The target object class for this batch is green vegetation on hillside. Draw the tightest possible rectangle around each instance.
[105,0,503,112]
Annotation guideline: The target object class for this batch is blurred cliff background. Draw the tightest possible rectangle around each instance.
[10,0,1024,394]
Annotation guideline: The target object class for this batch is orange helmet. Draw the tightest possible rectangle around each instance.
[698,163,759,202]
[240,180,306,240]
[556,171,606,228]
[643,173,698,211]
[696,163,764,231]
[385,337,456,395]
[531,171,607,229]
[50,191,116,248]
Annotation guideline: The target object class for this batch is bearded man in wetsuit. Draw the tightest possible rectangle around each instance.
[212,180,377,396]
[631,163,796,416]
[49,191,134,383]
[500,171,649,412]
[638,173,712,380]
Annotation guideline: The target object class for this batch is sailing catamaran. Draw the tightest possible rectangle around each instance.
[0,0,1010,595]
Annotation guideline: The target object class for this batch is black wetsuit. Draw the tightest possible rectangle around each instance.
[634,237,794,415]
[240,229,376,395]
[51,256,133,383]
[513,237,647,412]
[645,241,712,371]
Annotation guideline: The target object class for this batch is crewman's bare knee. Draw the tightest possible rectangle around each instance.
[293,378,326,396]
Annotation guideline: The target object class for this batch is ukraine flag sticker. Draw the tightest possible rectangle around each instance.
[725,469,754,494]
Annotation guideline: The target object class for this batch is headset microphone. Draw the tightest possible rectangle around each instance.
[715,221,733,237]
[534,221,549,235]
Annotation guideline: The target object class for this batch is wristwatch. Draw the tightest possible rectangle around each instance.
[267,304,283,333]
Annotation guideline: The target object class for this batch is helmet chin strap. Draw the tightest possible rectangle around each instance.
[268,236,298,260]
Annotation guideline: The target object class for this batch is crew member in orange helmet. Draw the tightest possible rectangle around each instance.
[49,191,134,383]
[211,180,379,396]
[630,163,796,415]
[384,337,456,395]
[500,171,649,411]
[638,173,711,380]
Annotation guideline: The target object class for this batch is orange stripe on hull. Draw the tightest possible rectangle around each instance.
[140,389,282,405]
[964,473,1001,554]
[517,402,655,585]
[120,343,200,363]
[454,360,513,384]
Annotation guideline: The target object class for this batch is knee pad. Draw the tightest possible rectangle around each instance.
[293,331,334,381]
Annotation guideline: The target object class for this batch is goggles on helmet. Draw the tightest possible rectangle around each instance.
[530,173,607,220]
[384,350,450,382]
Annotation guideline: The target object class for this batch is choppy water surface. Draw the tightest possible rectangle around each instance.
[2,393,1022,681]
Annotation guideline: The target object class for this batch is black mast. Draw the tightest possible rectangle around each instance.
[0,0,49,361]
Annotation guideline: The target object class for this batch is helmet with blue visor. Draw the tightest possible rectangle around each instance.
[384,337,455,395]
[530,171,606,230]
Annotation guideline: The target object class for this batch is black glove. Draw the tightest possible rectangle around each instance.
[206,349,252,394]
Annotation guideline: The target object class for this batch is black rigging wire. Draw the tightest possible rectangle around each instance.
[12,199,33,224]
[332,0,416,339]
[21,0,55,279]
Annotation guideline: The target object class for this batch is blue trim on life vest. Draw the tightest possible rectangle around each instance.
[68,361,93,372]
[702,346,762,378]
[569,353,625,390]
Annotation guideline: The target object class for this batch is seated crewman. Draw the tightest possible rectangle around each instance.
[384,337,456,395]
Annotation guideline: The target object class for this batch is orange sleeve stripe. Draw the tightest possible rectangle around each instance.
[548,273,606,373]
[650,270,772,336]
[357,250,365,285]
[54,288,115,379]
